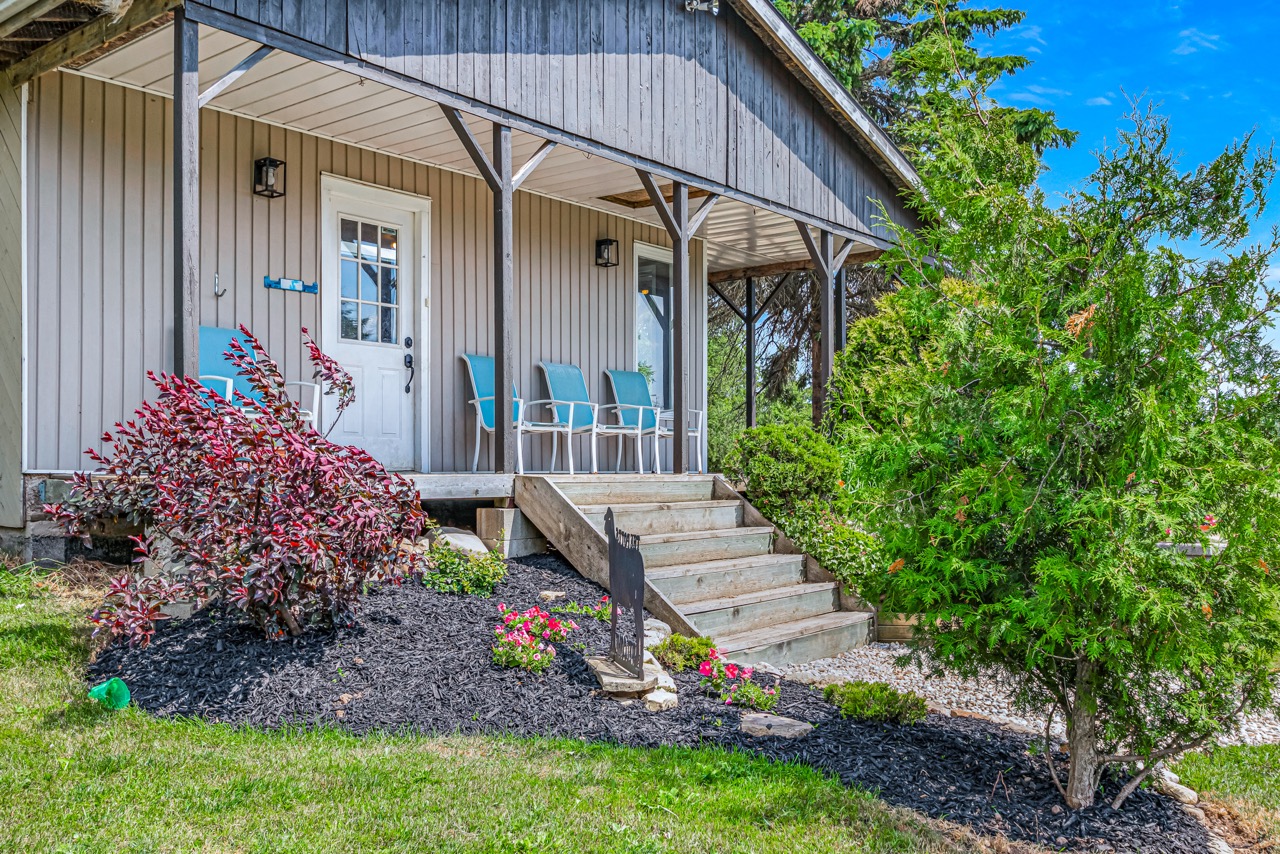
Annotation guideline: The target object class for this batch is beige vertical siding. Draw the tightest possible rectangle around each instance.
[0,73,23,525]
[26,72,706,473]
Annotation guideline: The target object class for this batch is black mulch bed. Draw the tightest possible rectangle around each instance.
[92,553,1206,853]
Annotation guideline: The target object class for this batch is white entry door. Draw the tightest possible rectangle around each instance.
[320,179,428,471]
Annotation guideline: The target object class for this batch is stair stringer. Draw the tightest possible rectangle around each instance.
[709,476,876,624]
[512,475,699,636]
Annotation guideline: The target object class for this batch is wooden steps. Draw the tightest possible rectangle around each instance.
[513,473,874,667]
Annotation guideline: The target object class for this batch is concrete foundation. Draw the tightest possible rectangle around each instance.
[476,507,547,558]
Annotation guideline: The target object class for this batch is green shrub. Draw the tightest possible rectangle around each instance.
[723,424,842,515]
[823,681,927,725]
[651,634,718,672]
[776,502,883,592]
[423,542,507,596]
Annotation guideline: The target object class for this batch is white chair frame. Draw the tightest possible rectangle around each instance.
[199,375,321,430]
[655,408,705,474]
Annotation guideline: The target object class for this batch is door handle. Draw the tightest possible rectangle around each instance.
[404,352,415,394]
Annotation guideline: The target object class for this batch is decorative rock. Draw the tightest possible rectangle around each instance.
[1180,805,1205,822]
[1153,777,1199,805]
[740,712,814,739]
[950,709,990,721]
[1207,837,1233,854]
[654,670,677,692]
[643,689,678,712]
[645,619,671,642]
[431,527,489,556]
[538,591,566,603]
[1049,805,1062,815]
[586,656,657,694]
[643,650,659,667]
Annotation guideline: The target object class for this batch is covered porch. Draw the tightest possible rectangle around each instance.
[12,0,917,492]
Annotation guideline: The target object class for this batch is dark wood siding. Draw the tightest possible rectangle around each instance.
[190,0,915,243]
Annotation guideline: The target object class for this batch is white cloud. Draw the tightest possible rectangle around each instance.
[1267,265,1280,284]
[1007,92,1051,106]
[1027,84,1072,96]
[1018,24,1047,45]
[1085,96,1113,106]
[1173,28,1221,55]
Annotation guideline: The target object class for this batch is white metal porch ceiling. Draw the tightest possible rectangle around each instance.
[69,21,880,274]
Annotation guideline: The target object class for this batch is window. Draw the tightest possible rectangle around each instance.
[338,217,399,344]
[635,248,673,408]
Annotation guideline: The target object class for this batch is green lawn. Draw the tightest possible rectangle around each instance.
[1173,744,1280,842]
[0,566,974,854]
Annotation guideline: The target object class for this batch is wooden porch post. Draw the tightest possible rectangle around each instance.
[744,276,757,428]
[835,268,848,352]
[172,6,199,379]
[441,107,556,473]
[638,172,718,474]
[491,123,516,473]
[797,224,856,422]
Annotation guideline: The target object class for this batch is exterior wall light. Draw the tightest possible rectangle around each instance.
[253,156,285,198]
[595,238,620,268]
[684,0,719,13]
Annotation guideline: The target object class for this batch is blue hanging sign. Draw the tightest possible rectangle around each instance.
[264,275,318,294]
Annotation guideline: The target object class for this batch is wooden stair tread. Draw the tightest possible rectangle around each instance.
[638,526,773,545]
[577,499,741,514]
[646,553,804,579]
[716,610,873,652]
[681,582,838,615]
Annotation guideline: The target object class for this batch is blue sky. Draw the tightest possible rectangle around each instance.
[985,1,1280,288]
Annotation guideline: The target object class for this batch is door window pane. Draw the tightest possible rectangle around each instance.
[340,300,359,340]
[636,255,672,408]
[380,307,397,344]
[340,259,358,299]
[338,216,403,346]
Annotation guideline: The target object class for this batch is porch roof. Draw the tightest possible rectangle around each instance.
[67,20,884,276]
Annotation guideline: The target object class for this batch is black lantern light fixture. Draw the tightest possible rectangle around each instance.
[595,237,620,268]
[684,0,719,13]
[253,156,285,198]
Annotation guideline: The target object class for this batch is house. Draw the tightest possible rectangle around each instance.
[0,0,919,581]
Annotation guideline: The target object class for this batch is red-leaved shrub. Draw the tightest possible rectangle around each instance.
[47,326,427,645]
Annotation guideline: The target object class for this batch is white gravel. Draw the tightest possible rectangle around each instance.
[784,642,1280,747]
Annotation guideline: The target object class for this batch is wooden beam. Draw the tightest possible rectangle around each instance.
[797,222,836,422]
[172,6,198,380]
[707,280,745,323]
[0,0,67,41]
[198,43,273,108]
[834,268,848,352]
[598,183,714,210]
[7,0,178,84]
[513,139,557,190]
[440,106,500,191]
[707,249,881,285]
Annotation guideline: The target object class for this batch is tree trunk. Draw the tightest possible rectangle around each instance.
[1065,659,1102,809]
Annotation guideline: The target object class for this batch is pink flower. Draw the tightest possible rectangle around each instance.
[498,603,506,611]
[533,653,542,661]
[601,595,609,603]
[542,630,551,639]
[743,667,754,680]
[708,648,720,660]
[724,663,739,679]
[698,661,714,677]
[724,697,733,705]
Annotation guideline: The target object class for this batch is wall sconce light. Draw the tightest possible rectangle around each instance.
[253,156,285,198]
[595,238,619,268]
[684,0,719,13]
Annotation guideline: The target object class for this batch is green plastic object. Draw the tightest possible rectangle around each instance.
[88,677,130,710]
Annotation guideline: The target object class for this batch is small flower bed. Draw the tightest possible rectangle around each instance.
[698,647,778,711]
[491,603,577,673]
[552,595,611,623]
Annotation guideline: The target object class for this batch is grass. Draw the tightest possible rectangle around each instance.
[1173,745,1280,843]
[0,564,979,854]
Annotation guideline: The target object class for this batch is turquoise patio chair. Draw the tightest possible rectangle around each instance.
[604,368,662,474]
[462,353,555,474]
[535,361,642,474]
[198,326,320,428]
